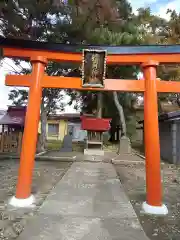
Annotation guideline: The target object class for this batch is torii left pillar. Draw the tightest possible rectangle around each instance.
[9,56,47,207]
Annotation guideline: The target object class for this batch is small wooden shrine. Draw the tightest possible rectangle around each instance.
[0,106,25,154]
[81,114,111,154]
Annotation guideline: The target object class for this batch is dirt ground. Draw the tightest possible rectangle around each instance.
[115,160,180,240]
[0,159,72,239]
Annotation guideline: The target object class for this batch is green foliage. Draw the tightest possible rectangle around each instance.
[90,27,140,45]
[133,7,180,110]
[80,24,140,130]
[0,0,72,114]
[9,89,28,106]
[47,140,62,151]
[0,0,69,40]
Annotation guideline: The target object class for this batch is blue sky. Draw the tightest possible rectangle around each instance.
[0,0,180,110]
[129,0,180,19]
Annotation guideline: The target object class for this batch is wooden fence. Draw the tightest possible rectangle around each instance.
[0,132,23,154]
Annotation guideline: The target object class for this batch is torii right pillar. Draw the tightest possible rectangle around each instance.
[142,61,168,215]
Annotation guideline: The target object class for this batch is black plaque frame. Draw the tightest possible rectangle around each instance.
[81,49,107,88]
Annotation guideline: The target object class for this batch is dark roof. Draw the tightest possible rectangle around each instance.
[2,37,180,55]
[0,107,80,125]
[139,110,180,124]
[0,106,26,126]
[160,110,180,120]
[48,113,80,121]
[0,110,6,116]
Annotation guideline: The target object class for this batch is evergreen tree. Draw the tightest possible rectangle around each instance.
[0,0,71,150]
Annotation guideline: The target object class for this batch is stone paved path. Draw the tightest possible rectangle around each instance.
[0,159,71,239]
[17,162,149,240]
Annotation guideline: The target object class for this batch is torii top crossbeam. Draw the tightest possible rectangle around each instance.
[2,36,180,58]
[1,37,180,93]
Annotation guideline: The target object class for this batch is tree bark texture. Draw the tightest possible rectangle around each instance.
[113,91,126,136]
[96,92,103,118]
[38,101,47,152]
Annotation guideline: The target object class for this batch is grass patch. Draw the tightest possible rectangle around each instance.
[47,140,84,152]
[47,140,62,151]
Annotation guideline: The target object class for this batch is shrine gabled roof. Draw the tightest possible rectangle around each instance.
[0,106,26,126]
[0,108,81,125]
[139,110,180,124]
[1,37,180,55]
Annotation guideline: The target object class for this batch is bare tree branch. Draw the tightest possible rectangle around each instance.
[3,61,21,74]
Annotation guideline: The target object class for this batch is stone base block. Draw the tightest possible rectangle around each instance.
[119,136,131,154]
[84,149,104,156]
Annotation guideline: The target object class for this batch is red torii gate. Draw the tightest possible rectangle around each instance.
[2,37,180,215]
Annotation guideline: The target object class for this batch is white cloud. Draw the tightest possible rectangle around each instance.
[157,0,180,19]
[0,58,23,110]
[59,91,80,113]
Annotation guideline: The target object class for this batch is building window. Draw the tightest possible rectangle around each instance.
[48,123,59,137]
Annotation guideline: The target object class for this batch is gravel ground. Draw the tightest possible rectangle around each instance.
[1,153,180,240]
[0,159,72,239]
[114,160,180,240]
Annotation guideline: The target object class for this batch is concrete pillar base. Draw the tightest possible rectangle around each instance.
[142,202,168,215]
[9,195,35,208]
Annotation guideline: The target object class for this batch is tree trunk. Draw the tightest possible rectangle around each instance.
[38,102,47,152]
[96,92,103,142]
[96,92,103,118]
[113,91,126,136]
[176,94,180,107]
[113,91,127,154]
[158,99,163,113]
